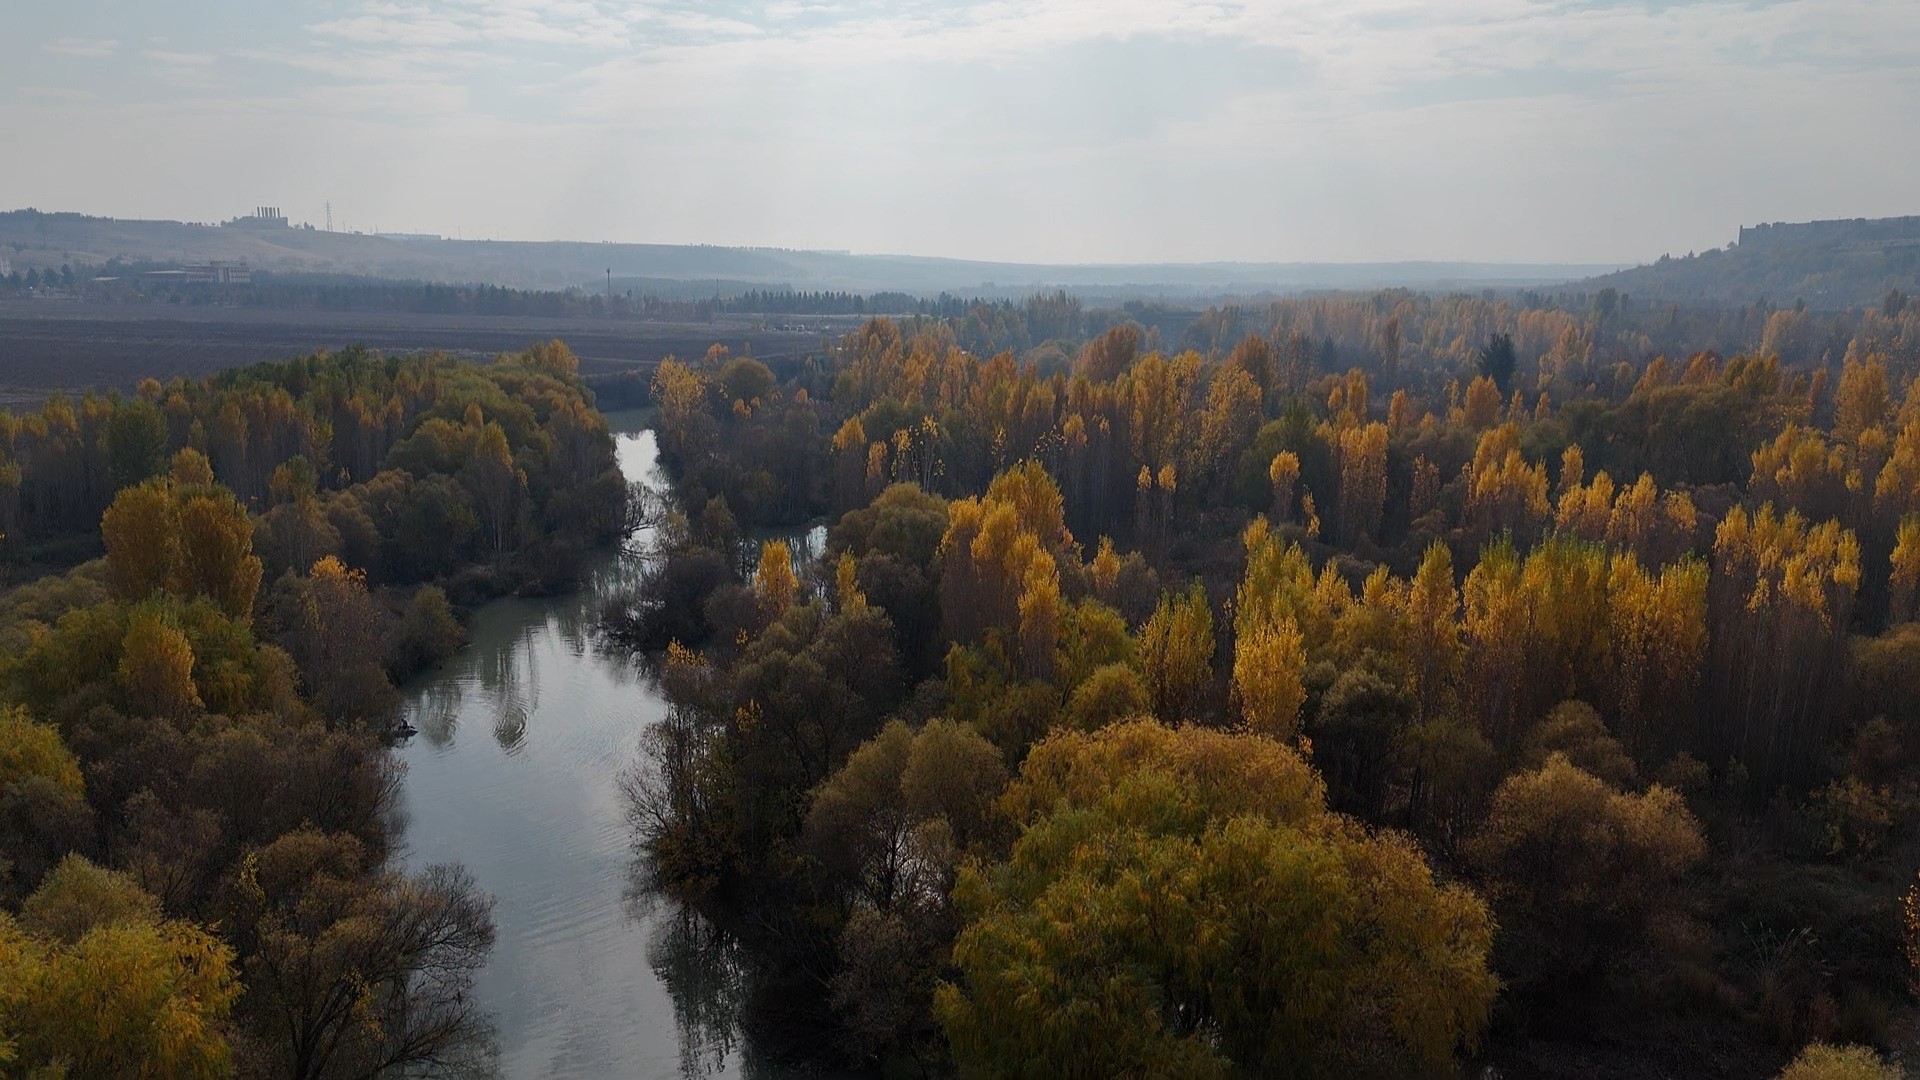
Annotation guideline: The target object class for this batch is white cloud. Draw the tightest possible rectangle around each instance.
[40,37,120,58]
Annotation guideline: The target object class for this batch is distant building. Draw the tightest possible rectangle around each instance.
[226,206,289,230]
[142,261,252,285]
[0,256,11,277]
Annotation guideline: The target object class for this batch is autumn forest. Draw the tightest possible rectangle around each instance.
[3,284,1920,1078]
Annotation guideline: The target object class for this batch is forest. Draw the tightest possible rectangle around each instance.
[0,341,625,1075]
[618,285,1920,1078]
[6,279,1920,1077]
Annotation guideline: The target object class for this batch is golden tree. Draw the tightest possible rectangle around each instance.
[0,860,238,1078]
[1231,615,1307,739]
[1465,424,1550,543]
[116,606,203,719]
[1834,353,1890,445]
[1335,421,1388,545]
[1462,374,1503,429]
[1403,541,1464,720]
[756,539,799,619]
[1268,450,1301,522]
[1891,515,1920,624]
[1707,505,1861,787]
[1138,584,1214,721]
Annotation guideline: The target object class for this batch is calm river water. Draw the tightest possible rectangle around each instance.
[394,415,783,1079]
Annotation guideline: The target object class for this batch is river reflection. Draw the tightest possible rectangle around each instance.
[394,416,786,1079]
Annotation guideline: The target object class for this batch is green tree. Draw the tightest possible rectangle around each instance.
[937,720,1496,1078]
[224,828,496,1080]
[1466,754,1704,994]
[105,398,169,491]
[1478,331,1517,393]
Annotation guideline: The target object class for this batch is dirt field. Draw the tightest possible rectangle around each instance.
[0,300,856,407]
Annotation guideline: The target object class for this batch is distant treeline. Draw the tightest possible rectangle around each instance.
[239,277,633,319]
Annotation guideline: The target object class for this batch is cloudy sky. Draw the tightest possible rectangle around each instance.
[3,0,1917,264]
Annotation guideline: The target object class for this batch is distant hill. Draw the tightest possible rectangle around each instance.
[0,209,1615,298]
[1575,216,1920,310]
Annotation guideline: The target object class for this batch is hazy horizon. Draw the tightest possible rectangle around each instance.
[0,205,1633,273]
[4,1,1918,267]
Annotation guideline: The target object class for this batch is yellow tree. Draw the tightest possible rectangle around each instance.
[1463,539,1530,748]
[939,462,1071,679]
[1014,540,1063,680]
[1606,554,1708,762]
[0,860,238,1078]
[1268,451,1300,522]
[1138,584,1214,720]
[171,486,264,620]
[1231,615,1306,739]
[756,539,799,619]
[1891,515,1920,624]
[1774,1043,1900,1080]
[1876,418,1920,524]
[1193,365,1262,497]
[1235,518,1332,660]
[1750,424,1849,523]
[1834,353,1890,445]
[464,421,527,555]
[1560,467,1696,565]
[0,705,84,798]
[117,606,203,719]
[1465,424,1551,544]
[831,416,869,510]
[104,473,263,622]
[1556,468,1615,541]
[1387,388,1414,433]
[1089,535,1122,599]
[1516,535,1612,717]
[1558,444,1585,500]
[1335,422,1388,545]
[170,446,215,487]
[1708,505,1861,787]
[834,552,866,612]
[1403,541,1464,720]
[101,480,179,603]
[1462,374,1503,429]
[651,356,710,460]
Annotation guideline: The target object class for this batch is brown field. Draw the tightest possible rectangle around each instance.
[0,300,855,407]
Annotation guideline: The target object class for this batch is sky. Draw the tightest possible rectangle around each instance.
[3,0,1918,266]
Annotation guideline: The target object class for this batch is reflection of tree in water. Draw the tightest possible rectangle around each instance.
[622,704,764,1080]
[477,621,539,754]
[625,864,834,1080]
[651,901,749,1080]
[414,680,465,747]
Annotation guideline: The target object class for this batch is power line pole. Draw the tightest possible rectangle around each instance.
[324,202,333,232]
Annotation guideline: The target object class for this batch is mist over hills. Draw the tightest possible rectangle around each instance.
[11,208,1919,310]
[0,209,1615,297]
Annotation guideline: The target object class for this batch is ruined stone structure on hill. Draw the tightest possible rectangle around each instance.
[1738,216,1920,250]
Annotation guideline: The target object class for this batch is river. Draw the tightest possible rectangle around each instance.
[393,413,788,1079]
